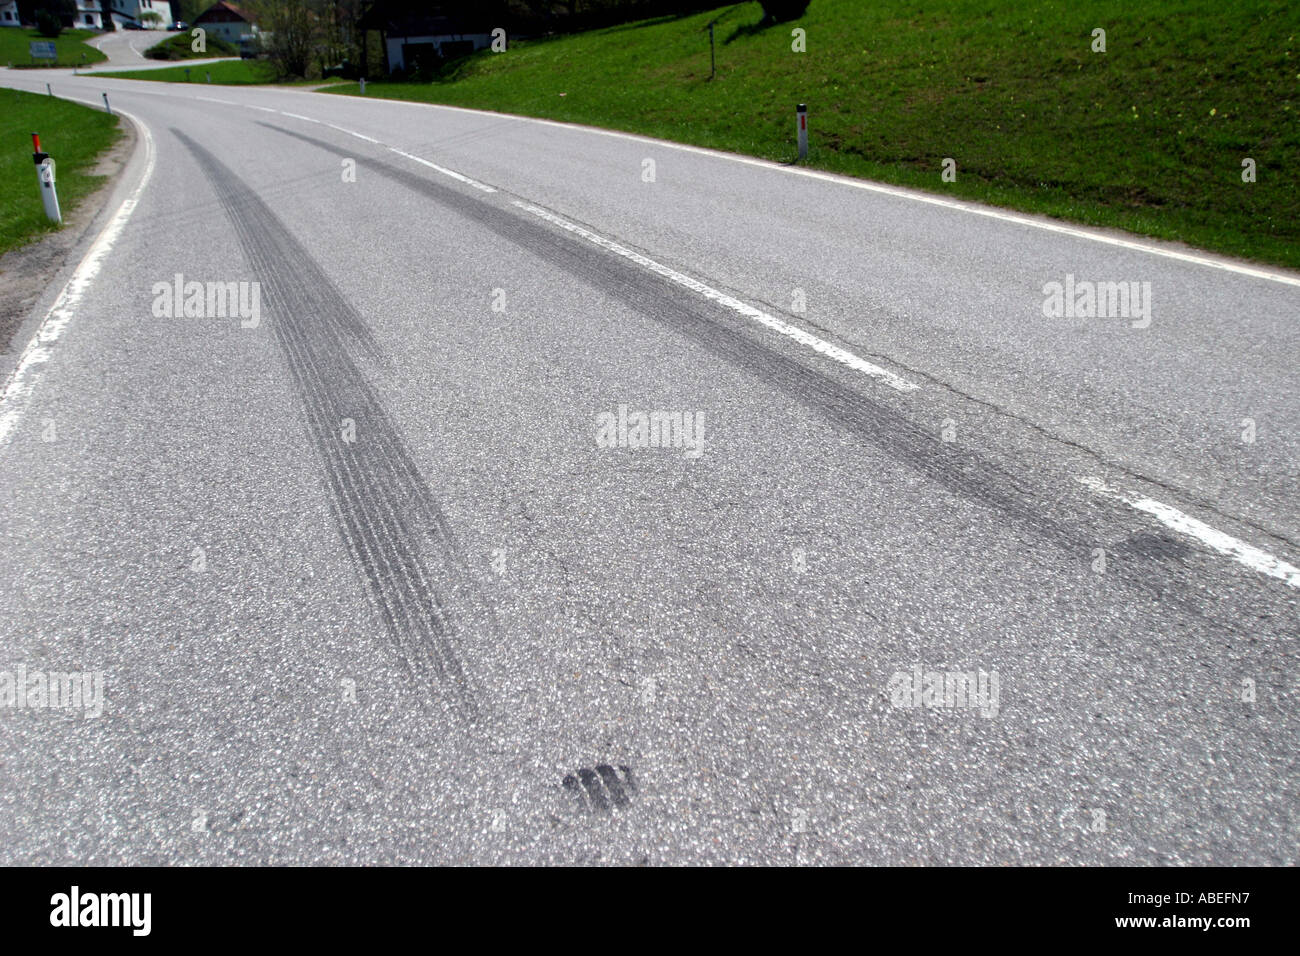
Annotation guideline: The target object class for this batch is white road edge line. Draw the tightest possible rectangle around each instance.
[1077,477,1300,589]
[513,200,918,392]
[362,98,1300,289]
[0,110,156,447]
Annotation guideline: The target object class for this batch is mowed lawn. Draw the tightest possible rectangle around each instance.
[100,59,272,84]
[100,60,346,85]
[0,28,107,68]
[326,0,1300,270]
[0,88,122,256]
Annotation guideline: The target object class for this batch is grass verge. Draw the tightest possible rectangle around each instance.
[1,28,108,69]
[100,58,275,84]
[99,59,351,86]
[0,87,123,257]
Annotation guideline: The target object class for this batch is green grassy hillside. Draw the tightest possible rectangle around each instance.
[327,0,1300,269]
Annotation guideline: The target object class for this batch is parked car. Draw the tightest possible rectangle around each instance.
[122,22,144,30]
[173,21,187,30]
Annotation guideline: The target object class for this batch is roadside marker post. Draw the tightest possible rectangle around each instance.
[796,103,808,160]
[185,68,191,81]
[206,71,211,82]
[102,92,112,115]
[360,78,366,94]
[46,83,52,96]
[31,133,62,224]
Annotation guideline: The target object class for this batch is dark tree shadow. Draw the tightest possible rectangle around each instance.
[724,16,774,44]
[725,0,810,42]
[595,12,702,35]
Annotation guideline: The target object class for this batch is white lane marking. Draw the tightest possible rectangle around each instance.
[513,201,918,392]
[0,112,156,447]
[264,108,497,192]
[166,95,499,194]
[361,99,1300,289]
[386,147,496,193]
[1078,477,1300,588]
[324,122,379,143]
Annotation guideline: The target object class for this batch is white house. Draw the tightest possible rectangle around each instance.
[108,0,174,30]
[192,2,257,45]
[384,25,492,74]
[74,1,103,29]
[357,7,495,75]
[0,0,21,28]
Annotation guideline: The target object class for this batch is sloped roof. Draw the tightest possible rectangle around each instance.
[195,2,255,24]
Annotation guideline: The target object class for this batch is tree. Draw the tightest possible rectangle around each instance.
[35,8,63,35]
[174,0,207,22]
[254,0,319,78]
[100,0,115,30]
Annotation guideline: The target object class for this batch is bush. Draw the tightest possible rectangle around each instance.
[144,32,238,60]
[35,9,63,37]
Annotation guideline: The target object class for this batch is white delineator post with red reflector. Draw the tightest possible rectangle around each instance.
[797,103,808,160]
[32,133,61,224]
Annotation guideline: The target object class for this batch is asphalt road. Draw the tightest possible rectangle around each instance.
[84,29,177,68]
[83,29,235,72]
[0,68,1296,865]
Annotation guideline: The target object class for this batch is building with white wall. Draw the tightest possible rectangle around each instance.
[192,2,258,45]
[357,5,496,75]
[108,0,174,30]
[74,1,103,29]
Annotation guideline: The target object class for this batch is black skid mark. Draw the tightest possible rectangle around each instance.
[172,129,490,718]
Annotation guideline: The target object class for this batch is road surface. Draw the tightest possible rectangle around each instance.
[84,29,235,72]
[0,68,1296,865]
